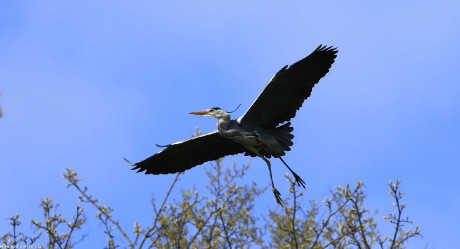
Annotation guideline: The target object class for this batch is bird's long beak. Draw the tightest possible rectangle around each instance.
[189,109,210,115]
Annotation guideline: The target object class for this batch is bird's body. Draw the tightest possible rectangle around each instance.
[210,108,293,158]
[127,45,338,205]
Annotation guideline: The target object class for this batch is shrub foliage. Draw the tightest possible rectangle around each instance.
[2,160,420,248]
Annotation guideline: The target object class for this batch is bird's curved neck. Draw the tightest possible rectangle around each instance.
[217,114,231,131]
[219,113,231,122]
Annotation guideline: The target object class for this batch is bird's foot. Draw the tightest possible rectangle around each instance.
[293,172,306,189]
[273,188,283,206]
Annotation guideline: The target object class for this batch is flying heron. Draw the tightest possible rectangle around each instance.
[126,45,338,204]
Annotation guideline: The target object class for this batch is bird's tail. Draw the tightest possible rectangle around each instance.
[268,122,294,152]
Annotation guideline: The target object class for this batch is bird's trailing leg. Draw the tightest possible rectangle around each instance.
[279,157,306,189]
[260,156,283,205]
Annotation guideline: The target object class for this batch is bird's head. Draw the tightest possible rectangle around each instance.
[189,107,230,121]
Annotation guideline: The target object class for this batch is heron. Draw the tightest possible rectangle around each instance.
[126,45,338,205]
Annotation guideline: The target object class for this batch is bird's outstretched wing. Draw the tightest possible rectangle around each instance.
[128,131,248,175]
[238,45,338,129]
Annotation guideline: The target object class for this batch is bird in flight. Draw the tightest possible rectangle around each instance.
[126,45,338,205]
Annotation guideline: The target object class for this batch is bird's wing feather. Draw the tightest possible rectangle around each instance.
[130,131,248,174]
[238,45,338,129]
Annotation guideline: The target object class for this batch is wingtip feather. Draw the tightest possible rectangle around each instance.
[123,157,134,165]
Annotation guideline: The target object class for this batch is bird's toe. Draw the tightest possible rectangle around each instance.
[273,188,283,206]
[293,173,306,189]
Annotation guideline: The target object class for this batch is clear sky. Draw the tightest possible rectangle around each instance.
[1,1,459,248]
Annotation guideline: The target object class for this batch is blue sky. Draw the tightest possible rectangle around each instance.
[1,1,459,248]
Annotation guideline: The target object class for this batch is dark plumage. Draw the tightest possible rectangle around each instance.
[127,45,338,204]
